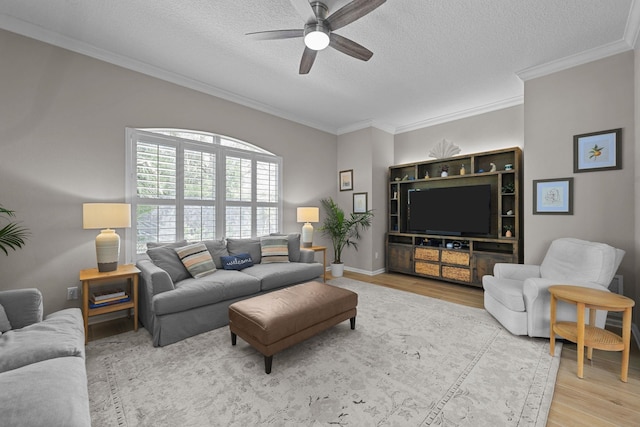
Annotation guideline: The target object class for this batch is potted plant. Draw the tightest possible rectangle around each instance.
[318,197,373,277]
[0,205,30,255]
[503,224,514,238]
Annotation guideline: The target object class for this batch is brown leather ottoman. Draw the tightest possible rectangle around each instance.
[229,281,358,374]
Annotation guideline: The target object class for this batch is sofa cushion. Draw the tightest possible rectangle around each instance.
[175,242,217,278]
[153,270,261,316]
[0,356,91,427]
[221,253,254,270]
[203,239,229,269]
[242,262,324,291]
[482,277,526,312]
[147,243,191,283]
[260,236,290,264]
[0,308,84,373]
[227,238,262,264]
[0,303,11,333]
[270,233,301,262]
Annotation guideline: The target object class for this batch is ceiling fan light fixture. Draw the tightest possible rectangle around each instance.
[304,23,330,50]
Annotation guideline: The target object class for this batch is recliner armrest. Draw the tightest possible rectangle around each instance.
[493,263,541,281]
[0,288,43,329]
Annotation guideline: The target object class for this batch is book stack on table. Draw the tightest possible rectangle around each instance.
[89,289,130,308]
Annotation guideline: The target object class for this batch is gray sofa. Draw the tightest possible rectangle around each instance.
[0,288,90,427]
[137,234,325,346]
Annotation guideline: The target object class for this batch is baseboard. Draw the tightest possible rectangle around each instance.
[342,266,385,276]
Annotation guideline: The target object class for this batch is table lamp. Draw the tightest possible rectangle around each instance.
[83,203,131,272]
[297,207,319,248]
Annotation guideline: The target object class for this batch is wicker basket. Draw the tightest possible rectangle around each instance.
[415,261,440,277]
[442,266,471,282]
[441,250,470,266]
[415,247,439,262]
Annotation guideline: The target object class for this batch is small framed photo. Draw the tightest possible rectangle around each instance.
[353,192,368,213]
[533,177,574,215]
[573,128,621,173]
[339,169,353,191]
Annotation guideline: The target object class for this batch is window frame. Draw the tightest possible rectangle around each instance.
[125,128,283,261]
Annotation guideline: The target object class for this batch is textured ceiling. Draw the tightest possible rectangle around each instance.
[0,0,638,134]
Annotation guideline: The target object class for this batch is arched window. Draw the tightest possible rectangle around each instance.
[125,128,282,258]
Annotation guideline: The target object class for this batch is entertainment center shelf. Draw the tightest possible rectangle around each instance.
[387,147,522,288]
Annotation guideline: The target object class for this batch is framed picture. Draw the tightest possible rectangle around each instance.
[353,192,368,213]
[573,128,621,173]
[339,169,353,191]
[533,177,574,215]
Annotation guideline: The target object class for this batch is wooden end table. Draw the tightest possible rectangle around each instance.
[549,285,635,382]
[79,264,140,344]
[305,245,327,282]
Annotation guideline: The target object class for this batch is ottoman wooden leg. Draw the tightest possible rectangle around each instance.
[350,316,356,330]
[231,331,237,345]
[264,355,273,374]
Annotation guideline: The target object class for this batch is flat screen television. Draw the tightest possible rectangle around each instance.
[408,185,491,236]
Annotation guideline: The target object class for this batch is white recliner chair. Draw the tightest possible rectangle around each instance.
[482,238,625,337]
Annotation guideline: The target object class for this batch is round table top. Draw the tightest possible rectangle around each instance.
[549,285,635,310]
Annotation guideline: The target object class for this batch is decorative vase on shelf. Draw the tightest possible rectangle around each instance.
[460,164,466,175]
[505,230,513,237]
[441,171,448,177]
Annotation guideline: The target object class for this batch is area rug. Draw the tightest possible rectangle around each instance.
[86,277,561,426]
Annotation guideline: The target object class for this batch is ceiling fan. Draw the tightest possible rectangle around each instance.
[247,0,386,74]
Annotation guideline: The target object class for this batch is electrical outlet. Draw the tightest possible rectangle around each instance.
[67,286,79,300]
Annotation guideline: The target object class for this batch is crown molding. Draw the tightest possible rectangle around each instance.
[624,0,640,48]
[516,39,633,82]
[336,120,396,136]
[394,96,524,135]
[0,15,338,135]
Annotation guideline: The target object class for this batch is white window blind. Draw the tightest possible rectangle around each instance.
[125,129,282,258]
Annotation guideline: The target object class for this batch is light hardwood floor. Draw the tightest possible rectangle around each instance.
[91,271,640,426]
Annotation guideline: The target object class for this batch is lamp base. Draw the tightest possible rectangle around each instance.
[301,222,314,248]
[95,229,120,273]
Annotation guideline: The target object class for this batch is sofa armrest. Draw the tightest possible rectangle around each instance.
[299,249,316,263]
[0,288,43,329]
[493,263,541,281]
[137,259,175,295]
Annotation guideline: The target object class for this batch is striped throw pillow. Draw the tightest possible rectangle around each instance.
[174,242,217,278]
[260,236,290,263]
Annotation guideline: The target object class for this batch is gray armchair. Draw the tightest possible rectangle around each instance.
[482,238,625,337]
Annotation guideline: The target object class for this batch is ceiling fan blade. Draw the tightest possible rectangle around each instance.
[246,29,304,40]
[329,33,373,61]
[326,0,386,31]
[299,47,318,74]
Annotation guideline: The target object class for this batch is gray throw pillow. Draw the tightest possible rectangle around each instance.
[0,303,12,333]
[203,239,230,269]
[227,238,262,264]
[147,244,191,283]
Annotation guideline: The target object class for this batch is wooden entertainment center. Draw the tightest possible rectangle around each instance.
[387,147,522,288]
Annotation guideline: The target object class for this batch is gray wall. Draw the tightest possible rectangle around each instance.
[335,127,393,274]
[524,51,637,328]
[394,106,525,164]
[0,30,337,315]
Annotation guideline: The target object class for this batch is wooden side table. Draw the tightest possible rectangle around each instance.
[549,285,635,382]
[306,245,327,282]
[79,264,140,344]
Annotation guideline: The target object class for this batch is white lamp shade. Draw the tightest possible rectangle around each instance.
[297,207,319,223]
[83,203,131,272]
[83,203,131,229]
[304,30,330,50]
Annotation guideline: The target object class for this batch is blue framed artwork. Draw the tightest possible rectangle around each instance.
[533,177,573,215]
[573,128,622,173]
